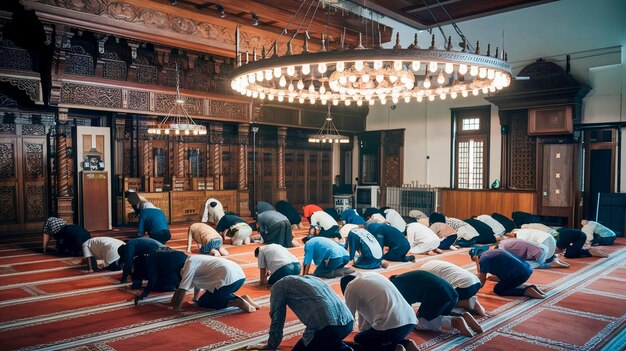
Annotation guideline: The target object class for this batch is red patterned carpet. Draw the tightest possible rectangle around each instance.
[0,225,625,351]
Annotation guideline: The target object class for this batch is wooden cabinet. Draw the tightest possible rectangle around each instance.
[82,171,109,231]
[537,143,579,226]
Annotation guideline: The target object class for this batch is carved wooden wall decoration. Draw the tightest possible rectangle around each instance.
[209,100,248,121]
[65,42,95,76]
[61,82,123,109]
[509,113,536,189]
[134,56,157,85]
[0,186,17,224]
[0,39,33,71]
[0,143,15,178]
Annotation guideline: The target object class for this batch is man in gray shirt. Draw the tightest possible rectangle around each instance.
[257,210,299,248]
[253,275,354,351]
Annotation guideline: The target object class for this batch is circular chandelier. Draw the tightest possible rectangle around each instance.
[148,63,207,136]
[230,33,511,106]
[308,105,350,144]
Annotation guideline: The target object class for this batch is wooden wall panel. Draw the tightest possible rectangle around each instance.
[441,189,536,220]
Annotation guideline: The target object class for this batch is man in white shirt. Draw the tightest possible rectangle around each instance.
[511,228,569,268]
[82,237,125,272]
[521,223,558,237]
[476,214,506,240]
[170,255,259,313]
[446,217,480,247]
[201,197,225,225]
[384,209,407,233]
[310,210,341,239]
[255,244,301,287]
[406,222,441,255]
[341,273,418,351]
[421,260,485,316]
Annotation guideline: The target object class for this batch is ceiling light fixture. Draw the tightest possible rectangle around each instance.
[251,12,259,26]
[216,4,226,18]
[230,1,511,105]
[308,105,350,144]
[147,63,207,136]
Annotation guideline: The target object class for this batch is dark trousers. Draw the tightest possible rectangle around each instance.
[293,322,354,351]
[382,247,413,262]
[131,255,148,289]
[314,256,349,277]
[263,221,294,248]
[149,230,171,245]
[197,278,245,309]
[418,295,458,320]
[319,225,341,239]
[494,275,529,296]
[456,282,481,300]
[268,262,301,285]
[438,235,458,250]
[455,237,477,247]
[353,323,415,351]
[557,229,591,258]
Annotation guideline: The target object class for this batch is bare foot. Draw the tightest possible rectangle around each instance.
[210,249,221,256]
[451,316,474,337]
[291,239,301,247]
[381,260,390,269]
[427,251,437,256]
[244,237,251,245]
[550,258,570,268]
[219,247,229,256]
[240,295,261,309]
[462,312,483,334]
[487,275,500,282]
[524,286,545,299]
[229,297,256,313]
[434,248,444,254]
[473,300,486,316]
[589,248,609,258]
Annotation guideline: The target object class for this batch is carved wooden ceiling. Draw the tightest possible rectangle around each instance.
[146,0,393,49]
[364,0,556,29]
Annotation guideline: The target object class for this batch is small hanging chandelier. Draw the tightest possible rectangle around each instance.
[148,63,207,136]
[308,105,350,144]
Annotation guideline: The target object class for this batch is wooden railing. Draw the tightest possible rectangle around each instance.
[440,189,536,220]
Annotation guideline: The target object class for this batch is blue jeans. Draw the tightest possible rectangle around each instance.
[353,323,415,351]
[293,322,354,351]
[592,234,616,246]
[197,278,245,309]
[268,262,301,285]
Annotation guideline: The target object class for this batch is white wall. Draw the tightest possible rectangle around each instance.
[366,0,626,189]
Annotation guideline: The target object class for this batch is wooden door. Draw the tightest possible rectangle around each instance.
[0,124,48,233]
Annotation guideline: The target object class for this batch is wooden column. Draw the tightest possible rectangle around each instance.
[142,138,152,177]
[210,123,224,190]
[237,123,250,216]
[176,142,185,177]
[276,127,288,201]
[56,109,73,223]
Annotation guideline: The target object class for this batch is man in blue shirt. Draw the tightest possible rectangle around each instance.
[302,236,354,278]
[366,222,415,262]
[118,237,164,288]
[340,209,366,225]
[127,192,171,245]
[344,226,388,270]
[471,247,545,298]
[255,275,354,351]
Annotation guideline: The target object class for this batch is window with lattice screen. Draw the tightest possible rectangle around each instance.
[452,107,490,189]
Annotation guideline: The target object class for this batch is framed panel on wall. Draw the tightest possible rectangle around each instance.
[529,106,573,135]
